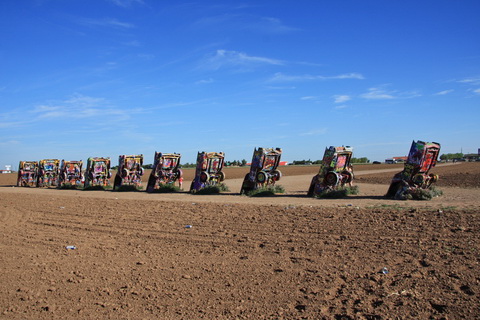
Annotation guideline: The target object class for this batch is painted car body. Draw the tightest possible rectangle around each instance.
[37,159,60,187]
[307,146,354,196]
[147,152,183,192]
[58,160,83,188]
[17,161,39,187]
[386,140,440,199]
[113,155,144,190]
[240,147,282,194]
[190,151,225,192]
[84,157,112,188]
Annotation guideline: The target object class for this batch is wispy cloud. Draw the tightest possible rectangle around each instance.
[107,0,144,7]
[269,72,364,82]
[434,89,454,95]
[300,96,317,101]
[31,94,134,121]
[457,76,480,85]
[201,50,283,71]
[472,88,480,95]
[334,95,351,103]
[360,86,421,100]
[195,78,214,85]
[334,105,347,110]
[300,128,327,136]
[246,17,300,34]
[80,17,135,29]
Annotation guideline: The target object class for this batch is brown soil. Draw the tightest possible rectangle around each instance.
[1,162,479,319]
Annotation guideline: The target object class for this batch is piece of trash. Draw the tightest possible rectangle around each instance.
[65,245,77,250]
[346,204,353,207]
[185,225,193,229]
[438,209,443,213]
[59,206,65,209]
[380,267,389,274]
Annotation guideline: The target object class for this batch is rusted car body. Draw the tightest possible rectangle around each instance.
[147,152,183,192]
[17,161,39,187]
[307,146,354,196]
[113,155,144,190]
[240,147,282,194]
[58,160,83,188]
[386,140,440,199]
[37,159,60,187]
[190,151,225,192]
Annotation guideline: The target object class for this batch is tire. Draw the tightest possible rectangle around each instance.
[218,171,226,182]
[272,170,282,181]
[341,171,354,184]
[200,171,210,183]
[256,171,267,183]
[324,172,339,186]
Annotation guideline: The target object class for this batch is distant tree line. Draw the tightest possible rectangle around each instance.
[439,153,464,161]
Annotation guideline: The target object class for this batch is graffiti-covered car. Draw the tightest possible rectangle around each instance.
[113,154,144,190]
[147,152,183,192]
[307,146,354,197]
[37,159,60,187]
[17,161,39,187]
[58,160,83,188]
[240,147,282,194]
[84,157,112,189]
[190,151,225,193]
[386,140,440,199]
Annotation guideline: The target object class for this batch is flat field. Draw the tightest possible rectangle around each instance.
[1,162,479,319]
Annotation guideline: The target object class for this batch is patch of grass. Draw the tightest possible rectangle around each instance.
[193,183,230,195]
[151,183,181,193]
[115,185,142,192]
[316,186,359,199]
[246,185,285,197]
[58,183,83,190]
[83,185,112,191]
[409,187,443,200]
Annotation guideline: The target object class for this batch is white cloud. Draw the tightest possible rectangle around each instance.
[300,128,327,136]
[434,89,454,95]
[195,78,214,85]
[201,50,283,71]
[300,96,317,101]
[270,72,364,82]
[108,0,144,7]
[334,95,351,103]
[473,88,480,94]
[360,87,395,100]
[458,77,480,85]
[80,18,135,29]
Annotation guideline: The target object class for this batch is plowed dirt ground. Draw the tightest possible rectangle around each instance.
[1,162,479,319]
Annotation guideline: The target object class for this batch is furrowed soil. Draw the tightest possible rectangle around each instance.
[1,162,479,319]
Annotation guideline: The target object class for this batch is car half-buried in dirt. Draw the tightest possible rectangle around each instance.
[84,157,112,189]
[386,140,441,200]
[190,151,226,193]
[113,154,144,191]
[307,146,354,197]
[58,160,83,188]
[17,161,39,187]
[240,147,283,194]
[146,152,183,192]
[37,159,60,187]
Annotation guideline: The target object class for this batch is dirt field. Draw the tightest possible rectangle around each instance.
[1,162,479,319]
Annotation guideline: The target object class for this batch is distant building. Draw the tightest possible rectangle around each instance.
[464,153,480,161]
[385,156,407,164]
[1,165,12,174]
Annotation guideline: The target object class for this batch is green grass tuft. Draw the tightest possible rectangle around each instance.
[316,186,359,199]
[246,185,285,197]
[193,183,230,195]
[151,183,182,193]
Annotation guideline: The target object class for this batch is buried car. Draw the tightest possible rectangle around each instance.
[240,147,282,194]
[146,152,183,192]
[307,146,354,197]
[190,151,226,193]
[17,161,39,187]
[84,157,112,189]
[113,154,144,190]
[37,159,60,187]
[58,160,83,188]
[386,140,441,199]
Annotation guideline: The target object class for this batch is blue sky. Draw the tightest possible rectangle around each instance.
[1,0,479,169]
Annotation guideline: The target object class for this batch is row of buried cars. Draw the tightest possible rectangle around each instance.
[16,140,441,199]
